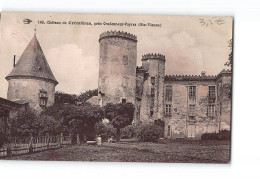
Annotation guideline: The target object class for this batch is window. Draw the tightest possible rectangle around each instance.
[208,105,215,117]
[39,90,47,107]
[101,76,108,84]
[151,77,155,85]
[150,109,154,117]
[151,87,155,96]
[123,55,128,65]
[165,85,172,102]
[188,104,196,116]
[122,77,128,87]
[189,86,196,99]
[165,104,172,117]
[167,125,171,136]
[209,86,216,98]
[122,98,126,104]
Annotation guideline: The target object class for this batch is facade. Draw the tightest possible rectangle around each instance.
[97,31,231,138]
[5,33,58,111]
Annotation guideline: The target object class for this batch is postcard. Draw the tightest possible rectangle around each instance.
[0,12,233,163]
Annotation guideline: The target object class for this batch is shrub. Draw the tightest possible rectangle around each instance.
[0,131,5,148]
[136,124,164,142]
[121,125,137,139]
[95,122,116,140]
[201,130,231,141]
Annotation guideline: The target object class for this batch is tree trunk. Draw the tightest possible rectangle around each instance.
[116,128,121,142]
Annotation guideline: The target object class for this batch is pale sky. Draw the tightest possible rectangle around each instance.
[0,12,232,98]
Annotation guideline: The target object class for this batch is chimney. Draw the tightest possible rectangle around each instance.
[13,55,16,67]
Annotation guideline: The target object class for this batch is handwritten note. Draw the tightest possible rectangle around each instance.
[199,17,225,27]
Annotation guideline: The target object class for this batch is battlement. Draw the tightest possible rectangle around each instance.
[99,31,137,42]
[141,53,166,61]
[165,74,216,81]
[216,69,232,80]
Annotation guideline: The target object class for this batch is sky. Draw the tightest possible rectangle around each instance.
[0,12,232,98]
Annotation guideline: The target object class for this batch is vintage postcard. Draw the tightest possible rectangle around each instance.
[0,12,233,163]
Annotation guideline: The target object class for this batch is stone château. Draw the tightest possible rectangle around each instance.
[95,31,231,138]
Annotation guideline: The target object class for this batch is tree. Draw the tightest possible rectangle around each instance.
[38,114,62,136]
[10,108,40,137]
[104,102,135,141]
[77,89,98,105]
[224,39,233,100]
[60,103,104,141]
[225,39,233,69]
[55,91,77,106]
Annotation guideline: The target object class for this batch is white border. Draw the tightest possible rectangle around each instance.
[0,0,260,179]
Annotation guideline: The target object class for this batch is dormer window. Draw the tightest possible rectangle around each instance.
[39,90,48,107]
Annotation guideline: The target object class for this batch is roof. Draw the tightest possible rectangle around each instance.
[165,69,232,82]
[87,96,99,105]
[0,97,28,109]
[5,34,58,85]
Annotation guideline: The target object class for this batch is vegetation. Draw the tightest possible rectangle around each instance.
[103,102,135,141]
[7,140,231,163]
[201,130,231,141]
[225,39,233,69]
[0,130,5,148]
[54,89,98,106]
[95,122,116,140]
[60,103,104,142]
[136,124,164,142]
[121,125,137,139]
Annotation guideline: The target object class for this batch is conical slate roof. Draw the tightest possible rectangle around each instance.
[6,34,58,85]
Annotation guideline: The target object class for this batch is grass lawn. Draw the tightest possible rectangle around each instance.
[4,139,230,163]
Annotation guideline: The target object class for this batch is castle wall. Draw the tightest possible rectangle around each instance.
[216,74,232,130]
[139,54,165,123]
[98,32,137,106]
[163,80,219,138]
[7,78,55,111]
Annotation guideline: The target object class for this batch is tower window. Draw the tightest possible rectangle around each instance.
[122,77,128,87]
[165,104,172,117]
[123,55,128,65]
[189,86,196,100]
[151,77,155,85]
[39,90,48,107]
[150,110,154,117]
[151,87,155,96]
[165,85,172,102]
[122,98,126,104]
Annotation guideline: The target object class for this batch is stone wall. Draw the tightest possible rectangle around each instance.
[98,32,137,106]
[139,54,165,123]
[7,78,55,111]
[163,80,219,138]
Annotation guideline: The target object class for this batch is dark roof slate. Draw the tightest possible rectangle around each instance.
[6,34,58,85]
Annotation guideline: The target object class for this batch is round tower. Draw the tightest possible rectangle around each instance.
[140,53,166,121]
[98,31,137,106]
[5,34,58,111]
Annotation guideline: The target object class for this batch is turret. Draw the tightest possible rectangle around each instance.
[5,34,58,111]
[98,31,137,106]
[139,53,166,122]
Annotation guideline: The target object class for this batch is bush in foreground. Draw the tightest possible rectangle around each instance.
[95,122,116,140]
[136,124,164,142]
[201,130,231,141]
[121,125,137,139]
